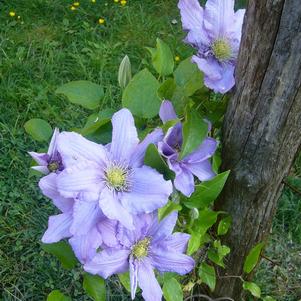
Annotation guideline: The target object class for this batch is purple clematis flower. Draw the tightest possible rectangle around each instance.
[178,0,245,93]
[56,109,172,230]
[84,212,194,301]
[29,129,119,263]
[158,101,217,197]
[40,177,119,263]
[29,128,72,216]
[29,128,63,175]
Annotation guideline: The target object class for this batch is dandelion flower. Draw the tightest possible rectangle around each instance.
[9,11,16,17]
[91,0,96,3]
[98,18,105,24]
[175,55,180,62]
[120,0,127,6]
[73,2,80,6]
[70,5,76,10]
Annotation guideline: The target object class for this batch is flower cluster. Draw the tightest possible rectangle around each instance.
[178,0,245,93]
[30,103,216,300]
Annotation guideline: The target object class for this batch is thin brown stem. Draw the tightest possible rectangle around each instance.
[282,179,301,196]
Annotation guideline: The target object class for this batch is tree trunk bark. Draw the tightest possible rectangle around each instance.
[214,0,301,299]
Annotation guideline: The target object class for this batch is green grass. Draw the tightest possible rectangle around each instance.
[0,0,300,300]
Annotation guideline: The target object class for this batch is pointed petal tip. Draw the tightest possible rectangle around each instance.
[159,100,177,124]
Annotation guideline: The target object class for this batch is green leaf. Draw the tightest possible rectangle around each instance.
[197,96,229,128]
[24,118,52,142]
[198,263,216,292]
[162,278,183,301]
[212,151,222,174]
[81,109,114,136]
[157,272,179,285]
[174,57,204,96]
[170,86,191,115]
[184,171,230,209]
[83,273,106,301]
[243,281,261,298]
[208,241,230,268]
[217,216,232,236]
[162,118,181,134]
[192,209,220,235]
[56,80,104,110]
[187,232,210,256]
[42,241,77,269]
[158,201,182,221]
[213,240,231,257]
[190,210,222,257]
[180,109,208,159]
[158,78,176,100]
[243,242,264,274]
[144,144,173,180]
[118,272,131,292]
[147,38,174,76]
[47,290,71,301]
[187,232,202,256]
[157,77,191,115]
[207,248,225,268]
[81,117,111,136]
[122,69,161,118]
[235,0,247,9]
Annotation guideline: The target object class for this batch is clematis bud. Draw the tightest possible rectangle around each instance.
[190,208,199,220]
[118,55,132,89]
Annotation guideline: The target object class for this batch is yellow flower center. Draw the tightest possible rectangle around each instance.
[212,39,232,61]
[48,161,59,172]
[106,167,127,190]
[132,238,151,259]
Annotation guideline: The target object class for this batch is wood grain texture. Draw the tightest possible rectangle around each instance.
[214,0,301,299]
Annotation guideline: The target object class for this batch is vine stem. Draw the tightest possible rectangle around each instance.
[282,179,301,196]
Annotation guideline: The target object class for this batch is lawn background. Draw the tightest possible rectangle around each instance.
[0,0,300,300]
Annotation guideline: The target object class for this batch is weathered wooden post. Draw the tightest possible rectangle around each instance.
[214,0,301,299]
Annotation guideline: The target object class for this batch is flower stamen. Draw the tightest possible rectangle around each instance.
[132,238,151,259]
[105,162,131,191]
[212,39,232,61]
[47,160,60,172]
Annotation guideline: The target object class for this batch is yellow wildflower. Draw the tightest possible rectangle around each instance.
[175,55,180,62]
[114,0,119,2]
[91,0,96,2]
[73,2,80,6]
[9,11,16,17]
[120,0,127,5]
[98,18,105,25]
